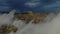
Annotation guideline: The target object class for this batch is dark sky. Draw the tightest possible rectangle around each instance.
[0,0,60,13]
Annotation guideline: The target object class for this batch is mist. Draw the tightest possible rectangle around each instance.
[0,10,59,34]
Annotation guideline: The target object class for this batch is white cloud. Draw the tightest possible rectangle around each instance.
[25,2,40,7]
[30,0,40,2]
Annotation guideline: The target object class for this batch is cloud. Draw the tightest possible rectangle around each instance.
[42,1,60,12]
[0,0,8,6]
[24,0,59,12]
[0,0,60,13]
[0,6,12,11]
[0,0,13,12]
[25,2,40,8]
[29,0,40,2]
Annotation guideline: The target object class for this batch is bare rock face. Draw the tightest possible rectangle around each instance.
[15,11,49,24]
[0,25,18,34]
